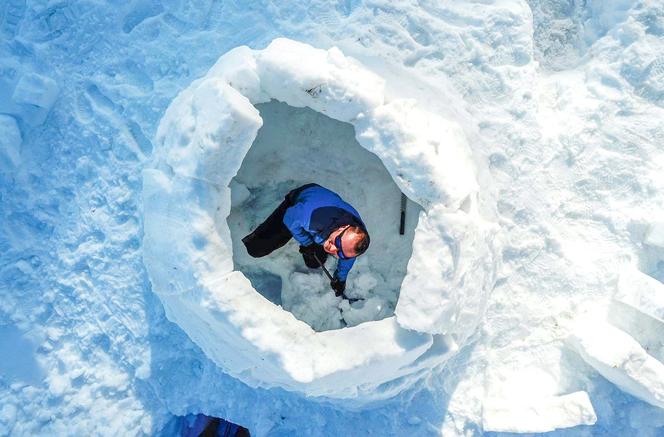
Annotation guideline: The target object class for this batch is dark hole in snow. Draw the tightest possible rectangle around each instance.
[226,100,421,331]
[244,270,283,305]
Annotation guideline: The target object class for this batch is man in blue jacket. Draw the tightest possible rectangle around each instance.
[242,183,370,296]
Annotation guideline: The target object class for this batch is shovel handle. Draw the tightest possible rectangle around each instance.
[314,253,334,281]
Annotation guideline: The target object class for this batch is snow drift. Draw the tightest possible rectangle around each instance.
[143,38,499,403]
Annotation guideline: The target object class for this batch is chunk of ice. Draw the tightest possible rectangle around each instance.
[569,320,664,409]
[12,73,59,110]
[615,267,664,324]
[483,391,597,433]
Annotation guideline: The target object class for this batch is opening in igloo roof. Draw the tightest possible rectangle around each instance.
[142,38,498,404]
[227,100,422,331]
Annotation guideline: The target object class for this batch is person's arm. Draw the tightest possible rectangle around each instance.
[283,205,315,247]
[334,257,356,282]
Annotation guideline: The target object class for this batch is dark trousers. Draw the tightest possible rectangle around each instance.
[242,184,319,258]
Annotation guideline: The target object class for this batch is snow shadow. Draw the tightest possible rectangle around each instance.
[0,322,45,387]
[227,100,421,331]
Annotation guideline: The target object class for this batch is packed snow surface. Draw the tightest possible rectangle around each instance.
[3,0,664,436]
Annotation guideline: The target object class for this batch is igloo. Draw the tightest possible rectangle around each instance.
[143,38,499,404]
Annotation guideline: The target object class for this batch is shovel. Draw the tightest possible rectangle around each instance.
[313,253,362,303]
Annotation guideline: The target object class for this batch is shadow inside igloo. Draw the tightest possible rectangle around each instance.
[227,100,422,331]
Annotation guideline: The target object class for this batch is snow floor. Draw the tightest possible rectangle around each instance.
[228,101,420,331]
[2,0,664,436]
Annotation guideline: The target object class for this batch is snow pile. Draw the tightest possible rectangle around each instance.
[143,38,498,402]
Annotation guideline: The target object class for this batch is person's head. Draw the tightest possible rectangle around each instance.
[323,225,370,259]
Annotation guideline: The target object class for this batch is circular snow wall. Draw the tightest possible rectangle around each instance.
[143,38,499,404]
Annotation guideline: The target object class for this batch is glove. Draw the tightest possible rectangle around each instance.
[299,245,316,255]
[299,245,321,269]
[331,278,346,297]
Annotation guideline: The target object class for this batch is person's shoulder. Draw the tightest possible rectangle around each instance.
[308,184,336,195]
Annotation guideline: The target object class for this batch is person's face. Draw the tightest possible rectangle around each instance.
[323,225,359,258]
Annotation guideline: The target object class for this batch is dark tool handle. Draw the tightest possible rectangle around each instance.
[314,253,334,281]
[399,193,407,235]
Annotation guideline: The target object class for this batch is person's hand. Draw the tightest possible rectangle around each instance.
[299,245,320,268]
[331,278,346,296]
[299,245,317,256]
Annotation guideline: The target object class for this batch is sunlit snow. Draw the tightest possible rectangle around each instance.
[2,1,664,436]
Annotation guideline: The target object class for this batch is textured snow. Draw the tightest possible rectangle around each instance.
[0,115,22,171]
[3,0,664,435]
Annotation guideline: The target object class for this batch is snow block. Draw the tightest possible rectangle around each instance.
[256,38,385,123]
[207,46,268,104]
[0,114,22,170]
[143,170,235,294]
[483,391,597,433]
[154,78,262,186]
[645,222,664,249]
[615,266,664,324]
[144,38,498,404]
[569,320,664,409]
[12,73,59,110]
[355,99,478,211]
[395,205,499,338]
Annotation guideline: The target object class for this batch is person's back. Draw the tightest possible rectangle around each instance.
[242,183,370,297]
[283,184,366,248]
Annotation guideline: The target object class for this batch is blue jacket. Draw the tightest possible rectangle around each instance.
[283,185,366,281]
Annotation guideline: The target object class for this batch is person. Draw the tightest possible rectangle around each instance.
[242,183,370,296]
